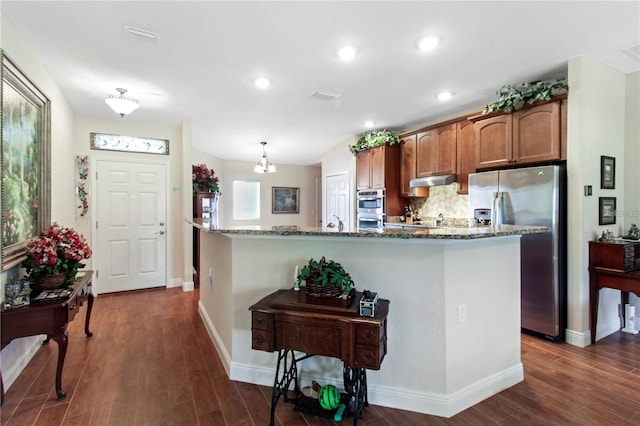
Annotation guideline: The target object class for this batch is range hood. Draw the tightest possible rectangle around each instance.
[410,174,457,188]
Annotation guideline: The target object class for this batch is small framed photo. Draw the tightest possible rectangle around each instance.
[600,156,615,189]
[598,197,616,225]
[272,187,299,214]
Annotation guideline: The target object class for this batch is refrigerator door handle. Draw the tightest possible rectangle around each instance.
[492,191,504,226]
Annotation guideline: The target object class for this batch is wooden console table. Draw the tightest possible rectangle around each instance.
[1,271,94,404]
[249,289,389,426]
[589,241,640,344]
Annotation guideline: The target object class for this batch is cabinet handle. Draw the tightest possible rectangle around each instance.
[255,335,264,344]
[364,332,374,340]
[362,353,373,361]
[255,317,263,325]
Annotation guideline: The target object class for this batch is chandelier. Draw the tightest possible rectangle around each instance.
[254,142,276,173]
[105,88,139,117]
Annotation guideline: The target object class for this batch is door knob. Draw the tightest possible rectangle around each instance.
[159,222,165,226]
[156,230,165,235]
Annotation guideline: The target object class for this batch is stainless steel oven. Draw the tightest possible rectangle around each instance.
[357,189,385,230]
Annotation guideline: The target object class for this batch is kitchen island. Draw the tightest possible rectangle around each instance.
[190,221,547,418]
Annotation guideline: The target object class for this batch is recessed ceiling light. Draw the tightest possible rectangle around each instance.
[254,77,271,89]
[364,121,375,128]
[438,91,452,101]
[337,46,357,61]
[418,36,439,51]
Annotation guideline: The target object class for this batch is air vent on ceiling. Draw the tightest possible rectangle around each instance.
[124,25,160,41]
[311,90,342,100]
[622,45,640,61]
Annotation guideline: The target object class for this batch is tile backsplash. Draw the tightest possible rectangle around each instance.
[409,183,470,226]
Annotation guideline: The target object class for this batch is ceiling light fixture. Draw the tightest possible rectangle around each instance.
[364,121,375,128]
[254,141,276,173]
[337,46,357,61]
[438,91,452,101]
[105,88,139,117]
[254,77,271,89]
[418,36,439,51]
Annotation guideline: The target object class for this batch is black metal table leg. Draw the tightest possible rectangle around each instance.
[343,365,368,425]
[269,350,313,426]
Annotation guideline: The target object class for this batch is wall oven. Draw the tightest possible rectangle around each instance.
[357,189,385,230]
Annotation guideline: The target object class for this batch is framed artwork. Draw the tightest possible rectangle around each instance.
[600,156,615,189]
[598,197,616,225]
[1,50,51,271]
[272,187,299,214]
[90,132,169,155]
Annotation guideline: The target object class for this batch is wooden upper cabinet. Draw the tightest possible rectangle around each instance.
[356,149,372,189]
[475,114,512,169]
[417,124,457,177]
[416,130,435,177]
[475,100,563,169]
[456,119,476,195]
[369,145,386,188]
[435,124,457,175]
[512,101,561,164]
[400,134,417,197]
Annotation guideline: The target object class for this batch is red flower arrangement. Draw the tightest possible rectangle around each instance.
[22,223,92,286]
[192,163,221,194]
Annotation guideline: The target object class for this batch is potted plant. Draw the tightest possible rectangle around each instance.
[349,130,400,155]
[297,256,354,298]
[484,78,568,114]
[192,163,221,194]
[22,223,92,291]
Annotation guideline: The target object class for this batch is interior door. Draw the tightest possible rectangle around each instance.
[96,160,167,294]
[326,173,350,231]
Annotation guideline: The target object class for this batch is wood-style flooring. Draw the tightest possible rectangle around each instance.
[1,287,639,425]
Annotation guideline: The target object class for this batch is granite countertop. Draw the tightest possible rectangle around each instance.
[188,219,549,240]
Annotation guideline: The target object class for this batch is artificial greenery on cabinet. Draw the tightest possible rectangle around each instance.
[484,78,568,114]
[349,130,400,155]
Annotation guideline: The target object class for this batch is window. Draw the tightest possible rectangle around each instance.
[233,180,260,220]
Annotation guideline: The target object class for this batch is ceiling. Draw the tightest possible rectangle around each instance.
[2,1,639,167]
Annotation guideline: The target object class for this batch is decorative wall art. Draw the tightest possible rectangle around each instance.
[600,156,615,189]
[76,155,89,217]
[598,197,617,225]
[272,187,299,214]
[90,132,169,155]
[1,50,51,271]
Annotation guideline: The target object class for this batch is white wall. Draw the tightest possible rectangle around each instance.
[566,56,627,345]
[320,137,357,229]
[220,160,321,228]
[1,12,78,389]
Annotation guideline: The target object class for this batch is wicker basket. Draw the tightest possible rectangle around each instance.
[31,272,67,292]
[305,279,343,298]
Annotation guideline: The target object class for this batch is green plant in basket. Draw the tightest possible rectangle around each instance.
[298,256,354,297]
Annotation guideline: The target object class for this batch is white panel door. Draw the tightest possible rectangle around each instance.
[96,160,167,293]
[326,173,350,231]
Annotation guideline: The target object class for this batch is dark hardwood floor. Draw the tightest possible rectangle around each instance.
[2,287,639,425]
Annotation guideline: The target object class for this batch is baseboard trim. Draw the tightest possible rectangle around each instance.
[197,300,231,376]
[182,281,194,292]
[565,328,590,347]
[1,336,44,390]
[228,360,523,418]
[166,278,182,289]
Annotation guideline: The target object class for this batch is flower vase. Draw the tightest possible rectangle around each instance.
[32,272,69,292]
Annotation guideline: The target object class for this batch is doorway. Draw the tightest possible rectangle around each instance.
[325,173,350,231]
[95,159,168,294]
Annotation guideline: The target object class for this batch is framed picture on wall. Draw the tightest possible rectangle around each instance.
[1,50,51,270]
[272,187,299,214]
[598,197,616,225]
[600,156,615,189]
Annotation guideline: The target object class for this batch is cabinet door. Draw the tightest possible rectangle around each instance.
[400,135,417,197]
[435,124,457,175]
[416,130,436,177]
[369,146,386,188]
[512,101,561,165]
[456,120,476,194]
[356,150,372,189]
[475,114,512,169]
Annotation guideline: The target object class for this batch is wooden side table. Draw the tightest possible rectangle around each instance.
[249,289,389,426]
[1,271,94,404]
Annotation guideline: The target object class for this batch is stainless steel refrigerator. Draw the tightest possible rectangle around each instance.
[468,164,566,340]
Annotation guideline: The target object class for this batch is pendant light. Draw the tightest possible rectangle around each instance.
[105,88,139,117]
[254,141,276,173]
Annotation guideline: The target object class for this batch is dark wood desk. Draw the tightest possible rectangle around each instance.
[589,267,640,344]
[249,289,389,426]
[1,271,94,403]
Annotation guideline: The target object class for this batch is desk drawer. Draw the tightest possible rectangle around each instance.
[355,337,386,370]
[356,324,384,345]
[66,295,79,322]
[252,311,271,330]
[251,329,274,352]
